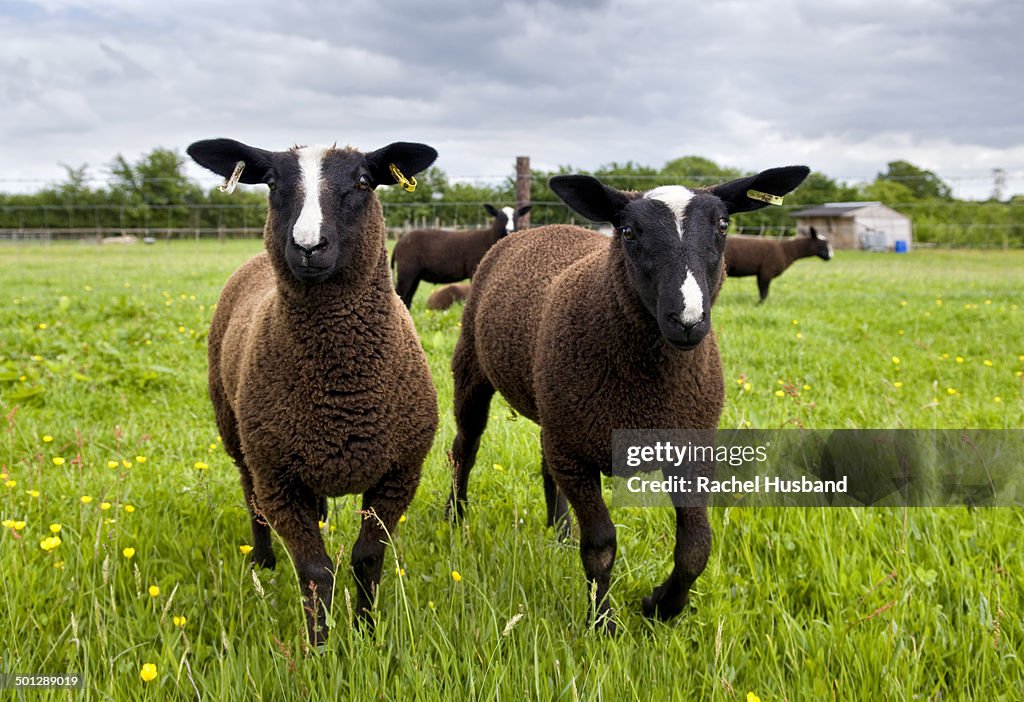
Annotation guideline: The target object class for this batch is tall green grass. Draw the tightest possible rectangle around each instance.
[1,241,1021,700]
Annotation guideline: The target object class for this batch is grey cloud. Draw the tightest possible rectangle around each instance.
[1,0,1022,198]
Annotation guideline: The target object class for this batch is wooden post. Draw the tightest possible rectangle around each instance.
[515,156,531,229]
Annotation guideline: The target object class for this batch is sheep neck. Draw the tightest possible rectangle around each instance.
[271,244,394,313]
[780,235,817,266]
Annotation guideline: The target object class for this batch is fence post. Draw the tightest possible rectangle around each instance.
[515,156,531,229]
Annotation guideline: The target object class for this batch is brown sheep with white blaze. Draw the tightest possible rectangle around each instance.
[188,137,439,645]
[446,166,810,631]
[391,204,531,307]
[725,226,832,302]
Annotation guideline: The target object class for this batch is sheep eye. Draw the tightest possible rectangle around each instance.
[717,218,729,235]
[357,174,371,190]
[618,225,636,241]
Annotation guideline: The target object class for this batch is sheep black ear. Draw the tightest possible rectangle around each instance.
[549,175,631,226]
[516,205,532,218]
[809,226,820,239]
[365,142,438,189]
[186,139,275,184]
[711,166,810,214]
[484,204,499,217]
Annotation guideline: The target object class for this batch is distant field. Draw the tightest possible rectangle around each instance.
[1,240,1021,700]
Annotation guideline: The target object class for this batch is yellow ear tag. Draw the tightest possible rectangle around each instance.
[219,161,246,194]
[747,189,784,206]
[389,163,417,192]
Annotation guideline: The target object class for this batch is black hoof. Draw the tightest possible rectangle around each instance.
[594,612,617,635]
[641,584,688,621]
[252,548,277,570]
[445,495,465,523]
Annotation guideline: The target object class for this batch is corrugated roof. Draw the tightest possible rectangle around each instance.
[790,203,877,218]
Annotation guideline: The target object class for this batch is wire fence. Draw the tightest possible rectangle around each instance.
[1,200,1022,248]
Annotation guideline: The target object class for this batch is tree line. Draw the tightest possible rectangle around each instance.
[1,149,1021,247]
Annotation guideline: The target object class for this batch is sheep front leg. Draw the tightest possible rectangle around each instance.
[351,464,420,628]
[549,457,617,634]
[259,483,335,645]
[641,497,711,621]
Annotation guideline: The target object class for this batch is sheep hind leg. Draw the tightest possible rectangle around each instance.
[240,466,276,569]
[213,392,276,570]
[757,275,771,303]
[641,500,711,621]
[446,347,495,521]
[351,464,420,629]
[548,457,617,634]
[541,455,571,541]
[259,482,335,645]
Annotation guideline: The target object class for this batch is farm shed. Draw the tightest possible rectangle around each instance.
[790,202,912,251]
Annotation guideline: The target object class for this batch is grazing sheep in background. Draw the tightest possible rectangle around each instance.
[426,282,471,310]
[725,226,832,302]
[446,166,809,631]
[187,137,439,645]
[391,204,531,307]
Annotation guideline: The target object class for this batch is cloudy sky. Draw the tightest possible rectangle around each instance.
[2,0,1022,199]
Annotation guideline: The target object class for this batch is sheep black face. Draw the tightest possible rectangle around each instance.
[550,166,811,349]
[187,139,437,284]
[484,204,532,236]
[808,227,834,261]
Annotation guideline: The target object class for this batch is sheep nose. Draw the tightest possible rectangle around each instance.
[671,311,703,331]
[294,238,328,256]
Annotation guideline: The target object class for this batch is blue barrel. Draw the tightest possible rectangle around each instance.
[894,240,908,253]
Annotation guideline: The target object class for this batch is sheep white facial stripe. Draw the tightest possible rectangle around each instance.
[501,206,515,233]
[293,145,330,248]
[646,185,694,239]
[680,268,704,326]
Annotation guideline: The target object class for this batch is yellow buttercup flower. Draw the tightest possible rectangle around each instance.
[124,505,136,514]
[140,663,157,682]
[100,502,112,511]
[172,616,187,627]
[40,536,61,551]
[239,545,253,555]
[123,547,136,559]
[148,585,160,597]
[26,490,40,498]
[194,462,208,470]
[49,523,61,534]
[451,570,463,582]
[80,495,93,504]
[52,457,65,466]
[107,460,119,469]
[42,435,53,443]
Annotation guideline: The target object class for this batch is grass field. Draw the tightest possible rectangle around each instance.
[1,239,1022,700]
